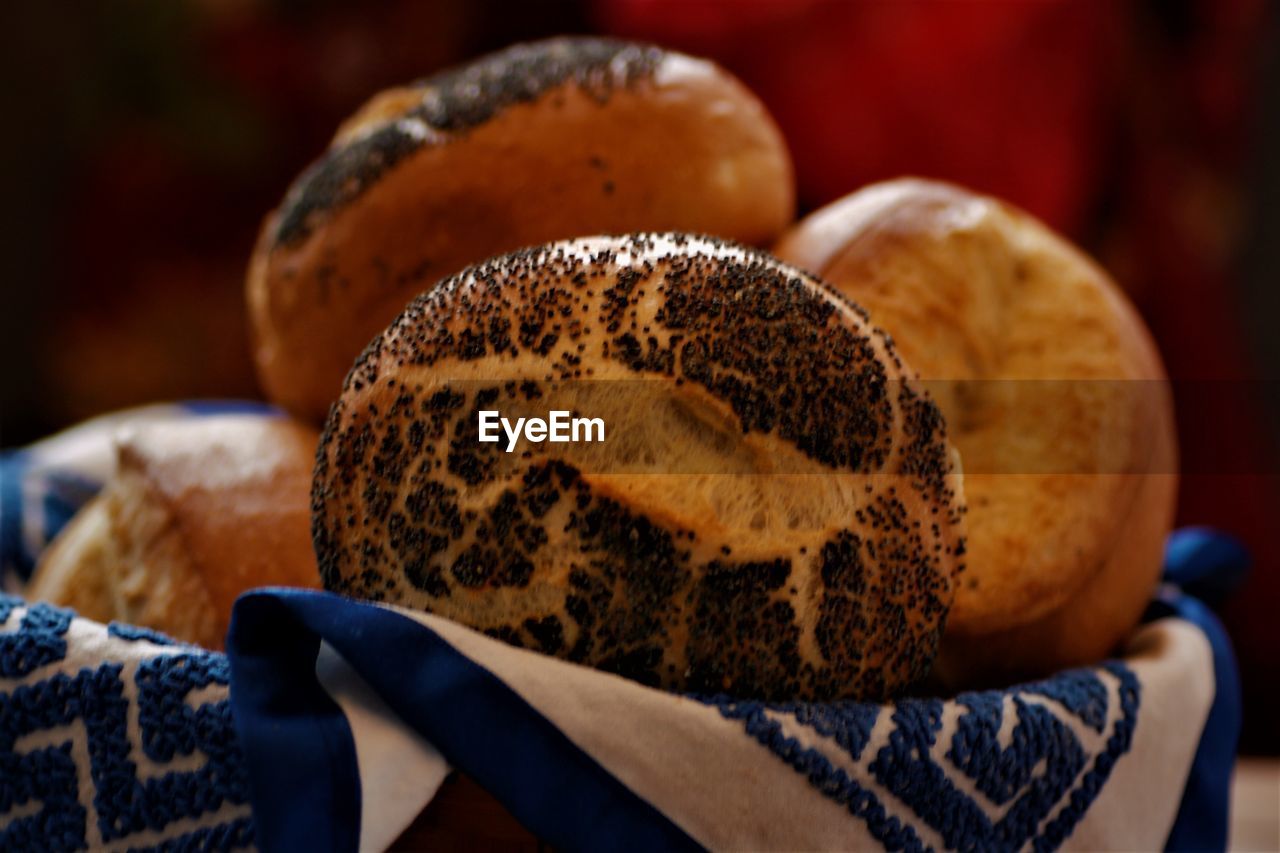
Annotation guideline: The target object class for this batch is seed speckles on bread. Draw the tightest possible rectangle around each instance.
[249,37,795,424]
[274,39,664,247]
[312,234,965,700]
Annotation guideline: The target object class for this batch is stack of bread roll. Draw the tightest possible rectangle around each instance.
[31,35,1175,701]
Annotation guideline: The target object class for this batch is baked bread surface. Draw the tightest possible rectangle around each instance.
[313,234,965,700]
[775,179,1177,684]
[29,415,322,649]
[249,37,795,422]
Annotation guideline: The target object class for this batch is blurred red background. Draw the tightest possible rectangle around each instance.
[2,0,1277,752]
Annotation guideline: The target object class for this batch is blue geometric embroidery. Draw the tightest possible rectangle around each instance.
[949,695,1085,819]
[91,657,251,842]
[107,623,180,646]
[0,601,73,678]
[0,579,1150,852]
[703,663,1141,852]
[1033,663,1140,853]
[129,815,256,853]
[0,672,88,851]
[791,700,881,760]
[872,697,1012,850]
[0,596,256,852]
[1021,669,1112,733]
[705,696,926,851]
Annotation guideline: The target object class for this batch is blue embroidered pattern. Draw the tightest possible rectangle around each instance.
[108,622,181,646]
[0,602,72,678]
[1,580,1149,852]
[713,697,927,851]
[703,662,1140,852]
[0,594,255,852]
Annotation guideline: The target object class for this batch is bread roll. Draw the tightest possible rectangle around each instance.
[249,37,795,423]
[29,415,322,649]
[774,178,1177,685]
[312,234,966,701]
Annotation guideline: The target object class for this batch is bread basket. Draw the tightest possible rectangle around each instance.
[0,407,1241,852]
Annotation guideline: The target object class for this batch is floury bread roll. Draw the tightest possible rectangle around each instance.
[249,37,795,423]
[774,179,1177,685]
[313,234,966,701]
[29,415,322,649]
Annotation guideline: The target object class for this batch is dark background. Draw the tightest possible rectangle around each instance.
[2,0,1277,753]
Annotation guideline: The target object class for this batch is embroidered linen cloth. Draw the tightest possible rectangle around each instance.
[0,406,1243,852]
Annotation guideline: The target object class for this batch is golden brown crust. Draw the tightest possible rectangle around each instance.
[774,178,1177,683]
[249,37,795,423]
[313,234,966,701]
[29,416,322,649]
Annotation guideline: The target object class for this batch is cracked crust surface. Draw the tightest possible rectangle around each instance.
[313,234,965,700]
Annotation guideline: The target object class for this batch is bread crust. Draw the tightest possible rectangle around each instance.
[249,38,795,423]
[313,233,966,701]
[775,178,1177,683]
[29,416,322,649]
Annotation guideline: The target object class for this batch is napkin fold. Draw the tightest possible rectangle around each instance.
[0,407,1245,851]
[0,533,1241,852]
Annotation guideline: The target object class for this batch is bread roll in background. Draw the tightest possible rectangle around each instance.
[29,415,322,649]
[774,178,1177,686]
[249,37,795,423]
[312,233,966,701]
